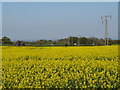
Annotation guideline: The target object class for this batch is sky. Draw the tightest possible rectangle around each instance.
[2,0,120,2]
[118,2,120,40]
[0,2,2,39]
[2,2,118,41]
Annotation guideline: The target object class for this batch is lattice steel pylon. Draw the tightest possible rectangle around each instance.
[101,16,112,45]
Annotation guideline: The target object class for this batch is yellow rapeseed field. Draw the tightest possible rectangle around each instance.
[2,46,119,88]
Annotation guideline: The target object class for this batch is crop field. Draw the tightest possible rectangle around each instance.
[2,46,119,88]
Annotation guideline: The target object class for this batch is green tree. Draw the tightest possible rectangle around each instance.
[79,37,88,45]
[2,36,12,44]
[36,40,46,46]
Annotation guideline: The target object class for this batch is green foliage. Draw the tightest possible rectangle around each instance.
[1,36,120,46]
[2,36,12,44]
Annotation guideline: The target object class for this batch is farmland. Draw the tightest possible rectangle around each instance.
[2,46,119,88]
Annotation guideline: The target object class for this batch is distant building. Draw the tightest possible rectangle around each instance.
[15,42,25,46]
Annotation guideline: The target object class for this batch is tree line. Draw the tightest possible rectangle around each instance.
[0,36,120,46]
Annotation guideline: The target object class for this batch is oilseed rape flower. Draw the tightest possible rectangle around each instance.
[1,46,119,88]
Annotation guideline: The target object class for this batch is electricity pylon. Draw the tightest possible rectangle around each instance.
[101,16,112,45]
[69,36,73,46]
[78,35,81,46]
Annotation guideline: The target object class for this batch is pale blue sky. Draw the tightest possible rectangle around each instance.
[2,2,118,41]
[0,2,2,39]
